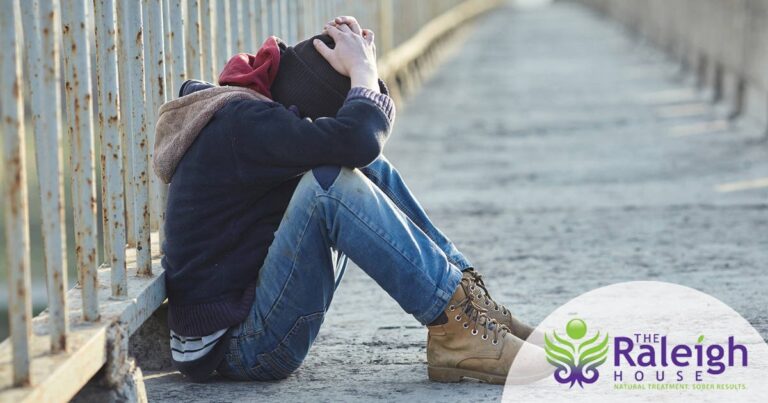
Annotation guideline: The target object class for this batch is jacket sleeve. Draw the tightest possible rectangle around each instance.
[227,87,396,182]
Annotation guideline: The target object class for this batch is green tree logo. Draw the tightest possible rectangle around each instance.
[545,318,610,388]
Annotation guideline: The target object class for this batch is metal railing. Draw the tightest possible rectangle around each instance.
[0,0,485,400]
[572,0,768,127]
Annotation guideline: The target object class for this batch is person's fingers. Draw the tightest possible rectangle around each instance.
[313,38,334,60]
[335,16,362,35]
[337,23,352,33]
[362,29,374,44]
[324,20,339,33]
[324,24,343,41]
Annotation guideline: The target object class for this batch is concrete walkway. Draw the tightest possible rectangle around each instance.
[145,2,768,401]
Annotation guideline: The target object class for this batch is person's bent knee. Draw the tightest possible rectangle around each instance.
[241,343,308,381]
[262,312,324,379]
[267,365,299,381]
[311,165,373,192]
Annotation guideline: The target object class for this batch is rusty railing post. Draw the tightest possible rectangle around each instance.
[143,0,167,248]
[162,0,174,100]
[169,0,187,92]
[185,0,203,79]
[116,0,153,276]
[216,0,232,74]
[246,0,258,52]
[93,0,128,298]
[199,0,214,82]
[285,0,297,44]
[1,0,34,385]
[260,0,270,44]
[61,0,101,321]
[278,0,288,40]
[20,0,70,352]
[230,0,244,53]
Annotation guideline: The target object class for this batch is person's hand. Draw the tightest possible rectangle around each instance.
[324,16,376,56]
[314,16,378,91]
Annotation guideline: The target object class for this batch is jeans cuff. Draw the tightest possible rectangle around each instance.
[416,263,463,325]
[450,256,473,271]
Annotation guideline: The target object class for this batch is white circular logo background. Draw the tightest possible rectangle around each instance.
[502,281,768,402]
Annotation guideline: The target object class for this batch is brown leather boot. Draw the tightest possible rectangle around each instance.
[427,281,549,385]
[461,269,542,344]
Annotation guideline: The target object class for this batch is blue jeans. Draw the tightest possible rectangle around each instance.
[217,156,470,381]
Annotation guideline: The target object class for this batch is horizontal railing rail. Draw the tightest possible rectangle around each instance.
[0,0,499,401]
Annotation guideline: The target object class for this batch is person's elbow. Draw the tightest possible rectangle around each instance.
[348,131,385,168]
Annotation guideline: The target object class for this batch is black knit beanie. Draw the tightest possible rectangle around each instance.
[270,34,351,120]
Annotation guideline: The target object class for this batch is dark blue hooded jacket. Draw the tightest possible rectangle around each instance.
[161,80,394,336]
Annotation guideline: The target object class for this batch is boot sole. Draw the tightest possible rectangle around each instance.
[428,366,506,385]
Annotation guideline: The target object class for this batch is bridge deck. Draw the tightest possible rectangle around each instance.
[144,2,768,401]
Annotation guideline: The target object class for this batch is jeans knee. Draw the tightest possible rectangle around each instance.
[264,312,324,379]
[252,339,308,380]
[270,344,308,379]
[312,166,373,194]
[360,155,387,174]
[269,363,298,380]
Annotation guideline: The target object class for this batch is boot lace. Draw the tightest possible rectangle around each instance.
[464,270,509,316]
[448,291,508,345]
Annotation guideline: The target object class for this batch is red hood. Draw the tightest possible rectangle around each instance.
[218,36,281,99]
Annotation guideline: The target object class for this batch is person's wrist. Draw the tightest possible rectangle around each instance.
[349,64,379,92]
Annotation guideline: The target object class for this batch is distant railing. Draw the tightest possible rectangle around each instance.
[571,0,768,128]
[0,0,494,400]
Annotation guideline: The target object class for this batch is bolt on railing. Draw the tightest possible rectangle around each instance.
[2,0,469,391]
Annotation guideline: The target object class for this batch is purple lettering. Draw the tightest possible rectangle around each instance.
[614,337,635,366]
[728,336,748,367]
[637,345,656,366]
[671,345,691,366]
[706,344,725,375]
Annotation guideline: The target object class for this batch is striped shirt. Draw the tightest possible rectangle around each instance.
[170,328,231,381]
